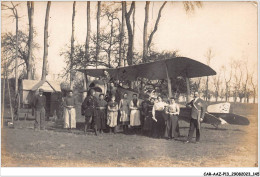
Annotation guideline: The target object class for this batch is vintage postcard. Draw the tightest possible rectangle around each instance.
[1,1,258,176]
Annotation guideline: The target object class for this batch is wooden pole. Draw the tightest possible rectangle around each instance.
[7,77,14,123]
[164,62,172,98]
[82,72,87,100]
[186,77,191,103]
[1,68,6,128]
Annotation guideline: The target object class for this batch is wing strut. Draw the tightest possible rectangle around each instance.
[164,61,172,98]
[185,77,191,103]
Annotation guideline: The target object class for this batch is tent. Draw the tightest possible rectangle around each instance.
[22,79,62,118]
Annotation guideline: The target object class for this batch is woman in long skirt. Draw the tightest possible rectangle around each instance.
[107,95,118,133]
[130,94,141,132]
[119,93,130,132]
[152,96,167,138]
[164,97,180,140]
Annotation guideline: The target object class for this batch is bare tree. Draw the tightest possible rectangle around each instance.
[2,2,20,95]
[142,1,150,63]
[2,31,39,79]
[118,1,126,67]
[242,60,249,103]
[212,74,222,102]
[27,1,34,80]
[204,48,214,101]
[41,1,51,80]
[83,1,91,98]
[250,71,257,104]
[232,60,243,102]
[70,1,76,89]
[147,1,167,51]
[132,2,135,56]
[125,1,135,66]
[101,3,121,68]
[96,1,101,68]
[192,77,202,92]
[85,2,91,62]
[221,64,233,102]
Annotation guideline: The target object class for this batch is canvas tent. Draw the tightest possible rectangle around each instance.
[22,79,61,118]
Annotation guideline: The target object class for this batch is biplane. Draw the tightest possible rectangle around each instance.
[78,57,250,128]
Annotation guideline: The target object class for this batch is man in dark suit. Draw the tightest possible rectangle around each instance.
[81,89,98,135]
[185,92,206,143]
[33,88,46,130]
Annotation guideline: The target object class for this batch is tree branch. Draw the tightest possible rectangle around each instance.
[147,1,167,49]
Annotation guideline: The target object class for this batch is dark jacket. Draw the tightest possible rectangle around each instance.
[33,95,46,110]
[81,95,98,117]
[186,98,206,120]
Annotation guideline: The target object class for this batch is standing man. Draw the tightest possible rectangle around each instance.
[81,89,98,135]
[33,88,46,130]
[63,90,77,131]
[185,92,206,143]
[96,93,107,134]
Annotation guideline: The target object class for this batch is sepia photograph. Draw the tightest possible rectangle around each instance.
[1,0,259,174]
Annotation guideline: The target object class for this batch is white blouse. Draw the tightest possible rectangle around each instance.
[152,101,167,119]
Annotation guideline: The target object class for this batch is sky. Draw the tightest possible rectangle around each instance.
[1,1,258,82]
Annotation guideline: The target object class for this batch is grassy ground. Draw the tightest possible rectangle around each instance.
[1,103,258,167]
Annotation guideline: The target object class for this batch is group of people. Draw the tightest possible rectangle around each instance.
[79,88,182,140]
[33,86,205,143]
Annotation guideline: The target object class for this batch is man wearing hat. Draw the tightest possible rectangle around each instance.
[63,90,77,131]
[185,92,206,143]
[81,89,98,135]
[33,88,46,130]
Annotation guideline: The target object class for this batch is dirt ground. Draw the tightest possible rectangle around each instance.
[1,103,258,167]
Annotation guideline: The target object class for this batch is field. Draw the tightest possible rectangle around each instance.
[1,103,258,167]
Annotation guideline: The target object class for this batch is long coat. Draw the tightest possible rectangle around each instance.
[186,98,206,129]
[81,95,98,117]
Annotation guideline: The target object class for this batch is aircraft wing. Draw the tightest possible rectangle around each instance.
[179,107,223,126]
[210,113,250,126]
[77,57,216,81]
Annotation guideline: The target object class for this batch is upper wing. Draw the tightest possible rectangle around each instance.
[77,57,216,81]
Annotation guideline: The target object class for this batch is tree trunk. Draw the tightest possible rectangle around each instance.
[70,1,76,89]
[253,90,255,103]
[186,77,191,103]
[205,76,208,101]
[15,8,19,95]
[119,1,126,67]
[147,1,167,50]
[41,1,51,80]
[225,84,228,102]
[27,1,34,80]
[143,1,150,63]
[85,1,91,62]
[96,1,101,68]
[125,1,135,66]
[132,2,135,57]
[108,19,114,68]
